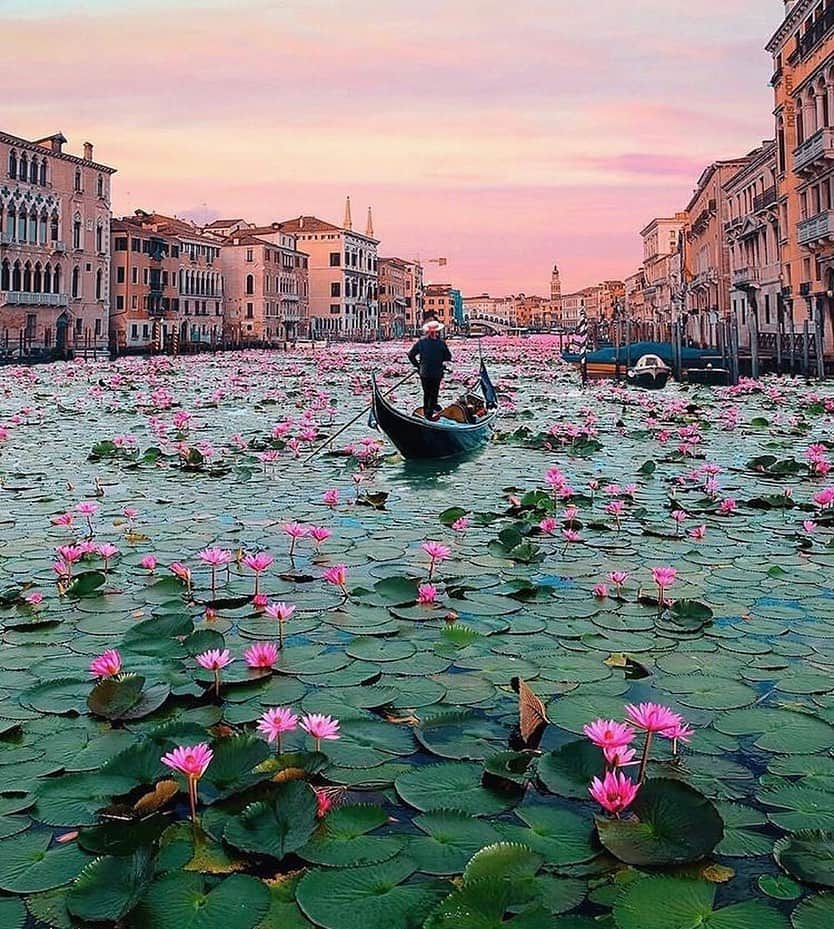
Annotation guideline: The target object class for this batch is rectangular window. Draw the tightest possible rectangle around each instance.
[114,237,128,251]
[329,252,341,267]
[246,248,253,262]
[331,282,341,297]
[131,238,141,252]
[116,266,125,283]
[75,318,82,334]
[764,293,772,325]
[142,324,149,338]
[330,304,340,314]
[246,303,254,319]
[94,318,102,336]
[131,324,138,339]
[131,295,137,309]
[131,267,138,284]
[116,295,125,310]
[171,245,179,258]
[162,271,168,286]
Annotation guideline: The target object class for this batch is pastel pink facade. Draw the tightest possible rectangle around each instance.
[1,131,115,357]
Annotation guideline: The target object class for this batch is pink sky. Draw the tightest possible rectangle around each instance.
[3,0,780,295]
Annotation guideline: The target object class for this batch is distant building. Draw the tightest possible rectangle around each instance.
[279,198,378,339]
[379,257,423,338]
[110,211,223,352]
[425,283,462,331]
[723,142,780,349]
[1,131,115,355]
[639,214,688,340]
[219,227,309,345]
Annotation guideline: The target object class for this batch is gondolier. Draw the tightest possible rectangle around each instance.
[408,321,452,420]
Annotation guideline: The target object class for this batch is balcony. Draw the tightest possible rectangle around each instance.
[690,269,718,290]
[0,232,11,246]
[797,209,834,246]
[793,128,834,175]
[732,266,760,288]
[753,186,778,212]
[788,7,834,64]
[53,241,66,253]
[0,291,69,307]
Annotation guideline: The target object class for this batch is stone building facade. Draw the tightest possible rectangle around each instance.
[1,131,115,355]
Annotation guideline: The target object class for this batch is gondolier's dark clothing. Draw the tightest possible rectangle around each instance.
[408,338,452,415]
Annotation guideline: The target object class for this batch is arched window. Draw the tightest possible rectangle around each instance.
[72,266,80,299]
[28,209,37,243]
[22,262,32,292]
[95,268,102,300]
[72,214,81,249]
[53,265,61,293]
[1,260,9,290]
[95,221,103,253]
[245,274,254,295]
[39,209,47,244]
[50,212,59,242]
[43,263,52,293]
[8,150,17,179]
[12,261,21,291]
[96,175,104,197]
[33,263,42,293]
[5,205,14,240]
[30,158,38,184]
[19,153,28,184]
[74,168,82,192]
[18,207,27,242]
[39,160,47,186]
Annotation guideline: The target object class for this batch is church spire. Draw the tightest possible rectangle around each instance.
[365,206,374,238]
[344,195,352,231]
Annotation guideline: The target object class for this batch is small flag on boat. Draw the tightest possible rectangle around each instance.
[479,364,498,408]
[577,308,588,386]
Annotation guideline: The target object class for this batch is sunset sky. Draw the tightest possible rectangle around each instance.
[4,0,780,295]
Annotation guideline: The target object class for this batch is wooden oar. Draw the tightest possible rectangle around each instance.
[301,368,417,463]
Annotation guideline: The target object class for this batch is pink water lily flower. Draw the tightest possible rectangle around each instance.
[300,713,341,751]
[650,566,677,606]
[422,540,451,579]
[122,506,139,522]
[593,583,608,598]
[51,512,74,527]
[244,642,279,670]
[589,769,639,816]
[608,571,629,595]
[323,564,349,598]
[90,649,122,678]
[323,488,340,508]
[198,547,232,598]
[309,526,332,547]
[626,702,681,733]
[196,648,233,697]
[417,583,438,605]
[583,719,636,750]
[451,516,470,532]
[282,523,309,559]
[96,542,119,570]
[689,525,706,540]
[25,591,44,606]
[243,551,274,595]
[315,788,334,818]
[257,706,299,751]
[803,520,818,534]
[660,719,694,755]
[170,561,192,594]
[265,601,296,647]
[539,517,559,535]
[718,498,738,515]
[604,745,637,768]
[140,554,157,572]
[161,743,213,823]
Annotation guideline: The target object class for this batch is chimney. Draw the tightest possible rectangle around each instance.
[365,206,374,238]
[344,196,353,231]
[83,141,94,161]
[299,217,304,229]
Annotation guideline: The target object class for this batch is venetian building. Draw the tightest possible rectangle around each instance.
[1,131,115,355]
[683,157,750,346]
[110,211,223,353]
[768,0,834,355]
[640,215,688,340]
[425,283,463,331]
[550,264,562,321]
[624,268,647,335]
[378,257,410,338]
[723,141,781,350]
[279,198,378,339]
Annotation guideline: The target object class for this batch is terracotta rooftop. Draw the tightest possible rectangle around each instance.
[279,216,343,234]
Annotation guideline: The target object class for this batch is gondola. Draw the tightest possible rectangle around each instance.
[626,353,671,390]
[371,364,498,460]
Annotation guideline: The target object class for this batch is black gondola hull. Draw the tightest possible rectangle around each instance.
[372,381,496,460]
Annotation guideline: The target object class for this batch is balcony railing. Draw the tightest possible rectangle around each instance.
[1,291,69,307]
[54,241,66,252]
[789,6,834,64]
[793,128,834,174]
[753,186,778,212]
[797,209,834,245]
[690,269,718,289]
[732,266,760,287]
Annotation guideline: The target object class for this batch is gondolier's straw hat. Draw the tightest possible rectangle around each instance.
[422,320,444,333]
